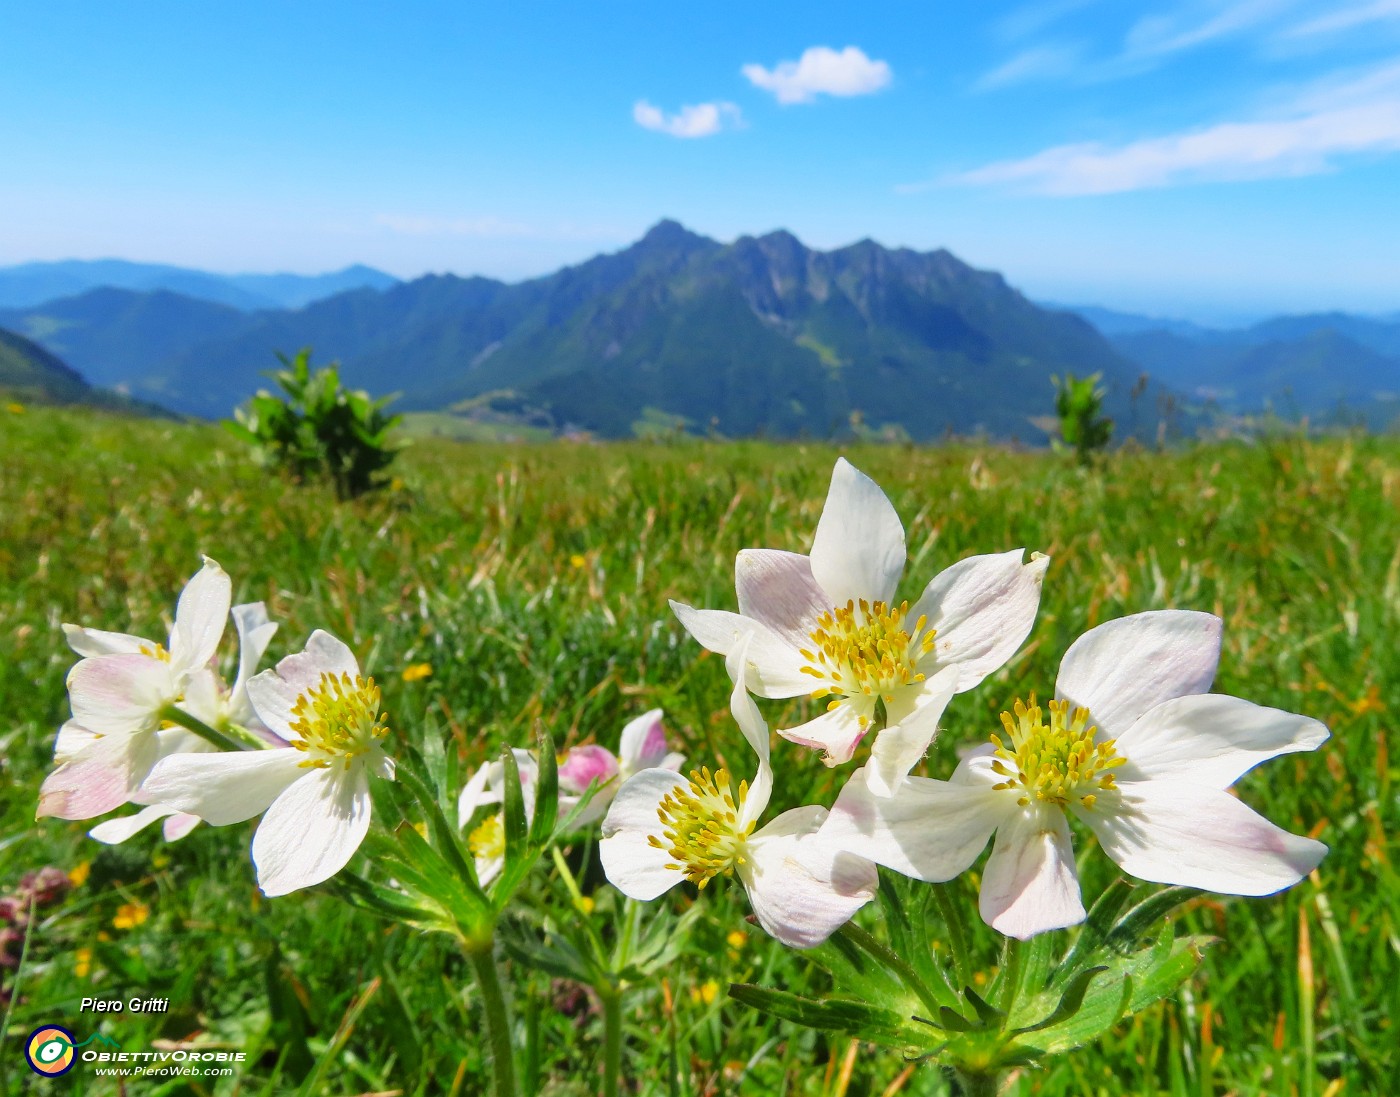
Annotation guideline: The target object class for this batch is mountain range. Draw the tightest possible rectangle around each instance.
[1,224,1395,438]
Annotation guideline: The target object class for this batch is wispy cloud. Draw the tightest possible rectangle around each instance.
[632,99,742,138]
[1282,0,1400,38]
[741,46,892,105]
[1123,0,1299,59]
[936,70,1400,195]
[974,43,1084,90]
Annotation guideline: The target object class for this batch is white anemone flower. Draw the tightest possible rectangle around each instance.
[670,458,1048,767]
[600,639,878,948]
[458,748,540,886]
[822,610,1330,939]
[39,557,232,821]
[141,630,395,897]
[558,709,685,827]
[87,602,281,846]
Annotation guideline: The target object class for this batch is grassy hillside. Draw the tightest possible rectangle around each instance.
[1,409,1394,1095]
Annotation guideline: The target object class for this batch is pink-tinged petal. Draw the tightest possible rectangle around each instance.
[1056,610,1222,738]
[600,768,689,900]
[254,767,372,896]
[735,549,828,648]
[911,550,1050,692]
[54,720,100,763]
[1114,695,1330,789]
[980,804,1085,939]
[809,458,905,607]
[866,667,959,796]
[742,805,878,948]
[558,745,620,794]
[669,602,811,697]
[68,654,175,734]
[1081,783,1327,895]
[37,736,138,820]
[88,804,182,845]
[170,556,232,673]
[61,624,147,658]
[822,769,1014,881]
[162,812,201,841]
[141,748,304,825]
[619,708,669,771]
[248,630,361,737]
[776,703,869,767]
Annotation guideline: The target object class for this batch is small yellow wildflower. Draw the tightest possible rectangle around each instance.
[5,402,24,414]
[401,662,433,683]
[75,947,93,978]
[69,861,92,887]
[112,901,149,930]
[695,980,720,1005]
[726,929,747,950]
[569,554,587,569]
[576,895,595,916]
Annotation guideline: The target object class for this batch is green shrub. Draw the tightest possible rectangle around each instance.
[226,348,401,499]
[1052,371,1113,464]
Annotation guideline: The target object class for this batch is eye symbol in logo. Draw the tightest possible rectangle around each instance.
[25,1025,77,1076]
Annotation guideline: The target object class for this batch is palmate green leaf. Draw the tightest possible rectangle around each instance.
[728,984,933,1053]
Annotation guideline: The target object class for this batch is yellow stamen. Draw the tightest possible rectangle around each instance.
[288,672,390,769]
[990,696,1125,810]
[649,768,755,888]
[467,813,505,861]
[798,599,936,726]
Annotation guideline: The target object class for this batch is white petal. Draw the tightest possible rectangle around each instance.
[68,654,175,734]
[457,760,502,825]
[1056,610,1222,737]
[230,602,278,722]
[89,804,183,845]
[179,667,227,728]
[54,720,101,763]
[911,550,1049,692]
[254,766,373,896]
[170,556,232,673]
[141,748,304,825]
[809,458,906,607]
[1115,694,1330,789]
[669,602,811,697]
[734,549,828,649]
[600,769,689,900]
[742,806,878,948]
[618,708,669,771]
[776,703,869,767]
[248,630,361,737]
[740,758,775,831]
[980,804,1085,939]
[1082,783,1327,895]
[866,667,959,796]
[61,624,147,658]
[162,812,202,841]
[726,634,771,764]
[821,769,1014,881]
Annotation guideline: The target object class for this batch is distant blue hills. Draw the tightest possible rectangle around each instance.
[0,227,1396,437]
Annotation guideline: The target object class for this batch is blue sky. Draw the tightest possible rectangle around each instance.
[3,1,1399,323]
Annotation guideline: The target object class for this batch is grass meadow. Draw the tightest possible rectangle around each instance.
[1,405,1396,1095]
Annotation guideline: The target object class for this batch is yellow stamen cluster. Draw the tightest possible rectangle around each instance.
[288,671,389,769]
[139,642,172,662]
[649,768,754,888]
[799,599,937,727]
[990,696,1125,810]
[468,813,505,862]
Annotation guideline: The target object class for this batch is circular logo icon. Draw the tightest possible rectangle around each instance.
[25,1025,77,1077]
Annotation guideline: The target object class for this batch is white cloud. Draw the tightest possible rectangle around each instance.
[741,46,892,105]
[938,88,1400,194]
[632,99,741,138]
[1124,0,1299,58]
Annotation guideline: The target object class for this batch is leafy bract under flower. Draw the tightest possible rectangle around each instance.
[600,638,877,948]
[822,610,1330,939]
[458,748,539,886]
[671,457,1047,768]
[142,630,394,896]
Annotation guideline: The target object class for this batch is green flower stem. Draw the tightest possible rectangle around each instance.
[158,705,254,752]
[467,943,520,1097]
[932,883,974,994]
[600,987,623,1097]
[995,935,1023,1013]
[952,1068,1002,1097]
